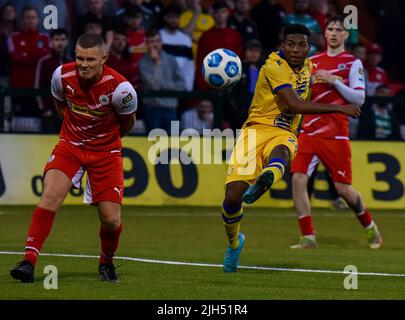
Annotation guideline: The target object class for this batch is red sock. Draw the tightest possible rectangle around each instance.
[99,224,123,265]
[24,207,56,266]
[298,215,315,236]
[355,208,373,228]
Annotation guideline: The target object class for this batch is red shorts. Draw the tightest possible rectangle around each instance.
[44,140,124,205]
[291,134,352,184]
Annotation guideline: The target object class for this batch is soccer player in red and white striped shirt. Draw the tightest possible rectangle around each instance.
[290,16,383,249]
[10,33,137,283]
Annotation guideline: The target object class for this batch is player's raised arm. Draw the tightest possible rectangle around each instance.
[276,85,361,118]
[112,81,138,137]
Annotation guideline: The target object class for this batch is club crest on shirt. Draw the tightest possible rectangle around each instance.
[99,95,110,105]
[338,63,346,70]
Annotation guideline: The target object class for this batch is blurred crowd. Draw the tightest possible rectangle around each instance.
[0,0,405,140]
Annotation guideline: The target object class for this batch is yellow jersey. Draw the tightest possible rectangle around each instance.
[179,10,214,59]
[246,50,312,135]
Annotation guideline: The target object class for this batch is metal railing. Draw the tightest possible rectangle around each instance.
[1,86,405,139]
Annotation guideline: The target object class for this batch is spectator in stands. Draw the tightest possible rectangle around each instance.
[76,0,116,39]
[180,99,214,135]
[365,43,389,96]
[142,0,164,29]
[74,0,119,17]
[160,4,195,91]
[106,28,132,81]
[196,0,243,90]
[227,39,263,130]
[180,0,214,59]
[283,0,324,55]
[250,0,285,56]
[34,28,71,133]
[8,6,50,129]
[351,43,367,63]
[124,5,147,89]
[393,88,405,140]
[116,0,163,31]
[357,84,402,140]
[83,16,103,35]
[228,0,258,43]
[139,29,186,133]
[0,2,16,84]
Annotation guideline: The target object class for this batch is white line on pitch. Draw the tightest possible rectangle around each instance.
[1,251,405,278]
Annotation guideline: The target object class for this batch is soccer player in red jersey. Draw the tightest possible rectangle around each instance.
[10,33,137,283]
[290,16,383,249]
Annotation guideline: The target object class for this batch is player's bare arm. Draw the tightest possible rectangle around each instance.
[276,85,361,118]
[118,113,136,137]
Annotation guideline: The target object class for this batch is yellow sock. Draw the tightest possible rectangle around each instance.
[262,158,286,186]
[222,204,244,249]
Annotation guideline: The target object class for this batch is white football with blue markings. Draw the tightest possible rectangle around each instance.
[202,48,242,90]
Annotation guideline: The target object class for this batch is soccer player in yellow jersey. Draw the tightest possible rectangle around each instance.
[222,24,361,272]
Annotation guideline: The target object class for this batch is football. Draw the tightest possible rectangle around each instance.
[202,48,242,89]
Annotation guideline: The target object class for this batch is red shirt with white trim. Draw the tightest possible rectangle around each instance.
[51,62,137,151]
[301,51,365,139]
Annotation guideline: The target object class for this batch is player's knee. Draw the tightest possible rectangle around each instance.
[223,196,242,214]
[39,188,65,211]
[101,217,121,231]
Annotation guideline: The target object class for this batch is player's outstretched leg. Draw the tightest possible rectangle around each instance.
[98,201,122,282]
[222,181,248,272]
[335,183,383,249]
[10,169,71,283]
[290,173,317,249]
[243,145,289,204]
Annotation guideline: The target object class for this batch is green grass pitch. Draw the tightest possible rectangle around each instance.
[1,205,405,299]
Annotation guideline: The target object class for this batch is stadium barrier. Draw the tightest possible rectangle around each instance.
[0,134,404,209]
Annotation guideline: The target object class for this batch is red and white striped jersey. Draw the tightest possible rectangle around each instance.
[51,62,137,151]
[301,51,365,139]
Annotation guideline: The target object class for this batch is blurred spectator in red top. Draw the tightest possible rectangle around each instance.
[309,0,328,33]
[106,28,132,80]
[365,43,389,96]
[7,6,50,89]
[34,28,71,133]
[196,0,243,90]
[0,2,17,84]
[124,5,147,88]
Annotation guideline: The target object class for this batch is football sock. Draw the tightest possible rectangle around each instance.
[99,224,123,265]
[222,201,244,249]
[24,207,56,266]
[298,215,315,237]
[263,157,286,186]
[355,208,374,229]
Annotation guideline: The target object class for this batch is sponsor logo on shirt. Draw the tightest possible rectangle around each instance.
[122,93,133,105]
[68,101,109,118]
